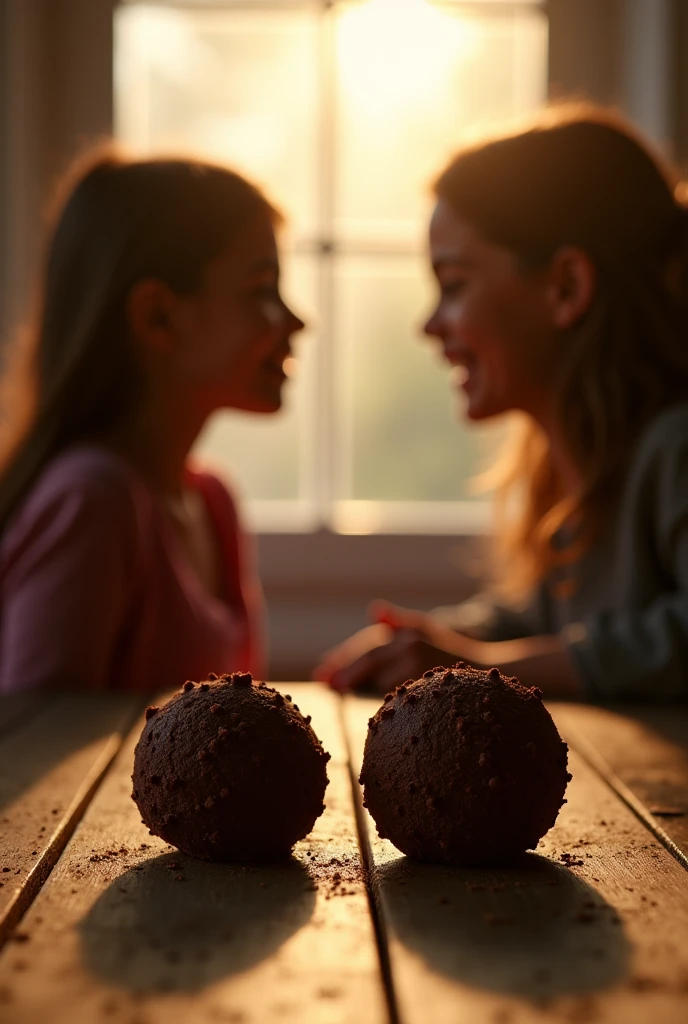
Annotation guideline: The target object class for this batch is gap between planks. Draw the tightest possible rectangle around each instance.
[0,683,388,1024]
[553,709,688,874]
[344,694,688,1024]
[337,695,400,1024]
[0,695,146,949]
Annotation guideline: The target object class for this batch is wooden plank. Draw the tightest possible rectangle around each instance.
[0,684,388,1024]
[345,695,688,1024]
[552,704,688,865]
[0,695,143,944]
[0,696,47,740]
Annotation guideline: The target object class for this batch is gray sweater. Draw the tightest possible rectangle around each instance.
[440,404,688,702]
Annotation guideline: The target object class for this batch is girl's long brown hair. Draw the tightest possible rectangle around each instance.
[0,149,276,533]
[434,103,688,598]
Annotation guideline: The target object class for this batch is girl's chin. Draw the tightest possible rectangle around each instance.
[457,388,499,422]
[465,396,512,421]
[450,377,487,421]
[241,393,284,414]
[465,404,489,421]
[212,388,284,415]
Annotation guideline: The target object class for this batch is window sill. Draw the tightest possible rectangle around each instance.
[246,499,492,535]
[256,527,490,678]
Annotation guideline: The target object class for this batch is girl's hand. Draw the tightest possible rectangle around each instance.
[313,599,583,698]
[313,600,478,694]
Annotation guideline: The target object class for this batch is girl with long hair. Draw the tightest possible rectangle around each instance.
[0,151,304,690]
[317,104,688,701]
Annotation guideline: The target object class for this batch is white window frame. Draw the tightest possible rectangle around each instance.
[115,0,549,537]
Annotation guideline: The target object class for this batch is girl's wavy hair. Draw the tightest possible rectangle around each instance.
[434,103,688,598]
[0,147,278,533]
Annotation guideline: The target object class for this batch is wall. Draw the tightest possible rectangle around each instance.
[0,0,115,342]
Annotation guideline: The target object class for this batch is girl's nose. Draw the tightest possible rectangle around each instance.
[279,299,305,334]
[289,307,306,334]
[423,307,441,338]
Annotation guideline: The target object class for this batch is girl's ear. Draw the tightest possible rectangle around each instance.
[545,246,597,329]
[126,279,179,351]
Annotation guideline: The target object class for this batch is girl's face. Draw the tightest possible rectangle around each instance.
[173,208,304,415]
[424,199,561,423]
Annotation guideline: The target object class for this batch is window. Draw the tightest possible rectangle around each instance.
[115,0,547,533]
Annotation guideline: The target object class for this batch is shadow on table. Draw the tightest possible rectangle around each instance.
[0,694,140,816]
[556,702,688,849]
[377,852,630,1001]
[79,852,316,993]
[626,706,688,750]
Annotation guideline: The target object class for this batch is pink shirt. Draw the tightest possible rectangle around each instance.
[0,445,264,692]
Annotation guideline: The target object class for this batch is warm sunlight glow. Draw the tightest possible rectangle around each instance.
[117,6,205,81]
[337,0,479,114]
[115,0,546,514]
[115,4,319,216]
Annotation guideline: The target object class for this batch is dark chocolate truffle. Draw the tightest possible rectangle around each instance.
[132,674,330,861]
[359,664,571,865]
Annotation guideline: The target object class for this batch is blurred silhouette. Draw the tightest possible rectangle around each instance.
[317,103,688,703]
[0,151,304,692]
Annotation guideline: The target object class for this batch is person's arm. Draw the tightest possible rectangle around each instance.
[560,588,688,702]
[0,469,141,692]
[430,592,541,641]
[318,418,688,701]
[450,632,582,697]
[315,598,581,697]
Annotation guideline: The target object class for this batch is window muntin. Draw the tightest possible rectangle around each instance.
[115,0,547,533]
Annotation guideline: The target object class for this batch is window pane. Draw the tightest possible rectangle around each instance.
[334,252,506,501]
[115,1,546,527]
[115,3,320,236]
[116,3,321,509]
[334,0,548,244]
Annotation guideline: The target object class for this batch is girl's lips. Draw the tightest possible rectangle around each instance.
[263,351,292,379]
[442,344,474,365]
[444,348,477,386]
[449,364,470,389]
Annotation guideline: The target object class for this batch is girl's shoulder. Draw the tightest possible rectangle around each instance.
[635,403,688,458]
[28,444,144,500]
[2,444,153,552]
[185,460,241,520]
[623,404,688,534]
[625,404,688,490]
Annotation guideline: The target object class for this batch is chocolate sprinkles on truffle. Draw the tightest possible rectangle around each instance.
[360,664,571,865]
[132,673,330,861]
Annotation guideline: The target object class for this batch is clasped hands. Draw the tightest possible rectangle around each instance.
[313,599,484,694]
[313,599,581,698]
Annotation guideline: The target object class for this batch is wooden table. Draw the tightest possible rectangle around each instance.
[0,686,687,1024]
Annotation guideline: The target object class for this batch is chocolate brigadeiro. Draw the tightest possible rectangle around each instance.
[359,664,571,865]
[132,673,330,861]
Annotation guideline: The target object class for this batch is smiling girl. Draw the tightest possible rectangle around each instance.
[0,151,303,691]
[317,104,688,701]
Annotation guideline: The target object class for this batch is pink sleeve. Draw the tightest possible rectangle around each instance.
[0,466,142,692]
[188,468,266,679]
